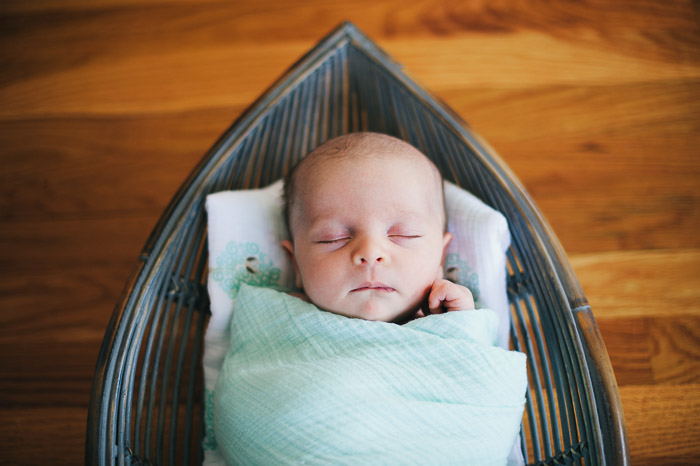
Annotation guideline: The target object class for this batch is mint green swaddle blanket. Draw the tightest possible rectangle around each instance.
[214,284,527,465]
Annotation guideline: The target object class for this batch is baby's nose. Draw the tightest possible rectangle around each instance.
[352,238,388,266]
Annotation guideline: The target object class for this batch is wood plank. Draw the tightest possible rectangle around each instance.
[0,341,100,407]
[571,250,700,319]
[596,317,653,386]
[573,250,700,387]
[0,37,310,118]
[2,0,698,55]
[0,215,156,271]
[620,383,700,464]
[0,265,125,344]
[1,6,698,118]
[597,314,700,387]
[441,80,700,143]
[0,407,86,465]
[649,315,700,385]
[0,108,235,221]
[2,34,697,118]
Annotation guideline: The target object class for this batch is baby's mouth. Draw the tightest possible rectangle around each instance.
[351,282,395,293]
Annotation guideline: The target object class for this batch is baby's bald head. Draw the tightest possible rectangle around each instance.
[283,132,446,239]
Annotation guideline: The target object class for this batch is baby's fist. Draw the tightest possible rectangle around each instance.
[426,279,475,314]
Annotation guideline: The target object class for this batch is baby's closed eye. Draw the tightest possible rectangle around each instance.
[387,233,424,246]
[387,225,423,241]
[317,237,350,244]
[388,234,421,240]
[313,231,351,246]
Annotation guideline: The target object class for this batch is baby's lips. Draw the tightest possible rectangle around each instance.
[351,282,395,292]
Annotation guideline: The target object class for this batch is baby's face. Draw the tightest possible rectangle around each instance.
[283,153,451,323]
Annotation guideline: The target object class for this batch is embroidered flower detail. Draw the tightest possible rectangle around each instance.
[211,241,281,299]
[444,253,481,306]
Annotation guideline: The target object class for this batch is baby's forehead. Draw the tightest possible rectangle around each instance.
[298,156,443,217]
[301,147,437,181]
[297,154,440,206]
[306,194,434,224]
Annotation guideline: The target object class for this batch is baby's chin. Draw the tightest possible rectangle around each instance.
[322,300,417,323]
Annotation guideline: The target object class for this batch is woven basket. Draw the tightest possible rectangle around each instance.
[86,22,629,465]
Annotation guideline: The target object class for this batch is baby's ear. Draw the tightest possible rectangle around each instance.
[441,232,453,267]
[281,240,304,289]
[436,232,453,280]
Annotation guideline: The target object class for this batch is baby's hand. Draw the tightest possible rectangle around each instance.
[423,279,475,315]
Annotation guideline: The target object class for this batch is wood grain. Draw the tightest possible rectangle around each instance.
[1,0,698,464]
[621,384,700,463]
[2,2,698,118]
[1,408,87,465]
[0,110,232,220]
[571,250,700,319]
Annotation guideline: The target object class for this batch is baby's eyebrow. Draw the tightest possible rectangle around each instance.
[296,205,336,227]
[306,217,349,235]
[388,222,422,231]
[390,209,434,225]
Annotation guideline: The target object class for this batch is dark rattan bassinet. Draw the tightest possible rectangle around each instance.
[86,22,629,465]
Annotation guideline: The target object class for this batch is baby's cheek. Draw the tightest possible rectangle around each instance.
[302,270,339,307]
[410,282,432,308]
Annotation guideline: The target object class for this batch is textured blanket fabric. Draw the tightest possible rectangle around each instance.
[214,284,527,465]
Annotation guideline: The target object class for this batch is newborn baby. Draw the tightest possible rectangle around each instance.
[281,132,475,322]
[213,132,527,465]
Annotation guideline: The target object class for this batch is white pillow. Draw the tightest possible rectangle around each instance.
[201,179,512,464]
[443,181,512,348]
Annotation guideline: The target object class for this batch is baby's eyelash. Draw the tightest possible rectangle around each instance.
[316,238,349,244]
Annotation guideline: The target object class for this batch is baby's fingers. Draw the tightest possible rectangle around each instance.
[428,279,474,312]
[427,280,451,312]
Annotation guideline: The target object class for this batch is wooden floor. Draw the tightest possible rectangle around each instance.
[1,1,699,464]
